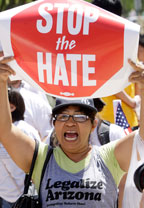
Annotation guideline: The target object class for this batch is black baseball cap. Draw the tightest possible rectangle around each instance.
[52,98,97,115]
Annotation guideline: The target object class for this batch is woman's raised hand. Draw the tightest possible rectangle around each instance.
[0,51,15,81]
[128,59,144,89]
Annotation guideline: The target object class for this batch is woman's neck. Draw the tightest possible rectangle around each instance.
[60,145,92,162]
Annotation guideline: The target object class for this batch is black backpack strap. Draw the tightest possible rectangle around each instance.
[39,146,53,195]
[97,120,110,145]
[24,139,39,194]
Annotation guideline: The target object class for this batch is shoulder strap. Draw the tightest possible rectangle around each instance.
[24,139,39,194]
[39,146,53,194]
[97,120,110,145]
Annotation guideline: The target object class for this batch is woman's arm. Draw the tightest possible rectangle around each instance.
[0,53,35,173]
[115,90,136,108]
[115,60,144,172]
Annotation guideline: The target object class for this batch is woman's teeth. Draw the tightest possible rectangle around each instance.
[64,131,78,141]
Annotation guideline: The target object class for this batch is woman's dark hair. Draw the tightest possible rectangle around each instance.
[93,98,105,112]
[139,34,144,48]
[8,90,25,122]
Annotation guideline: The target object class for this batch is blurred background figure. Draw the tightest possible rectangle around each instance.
[92,0,122,15]
[0,89,41,208]
[7,79,53,141]
[138,34,144,64]
[90,98,126,146]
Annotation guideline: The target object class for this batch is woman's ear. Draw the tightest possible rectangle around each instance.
[91,118,98,133]
[10,103,16,112]
[53,119,56,126]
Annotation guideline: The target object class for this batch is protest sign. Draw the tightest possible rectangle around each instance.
[0,0,140,98]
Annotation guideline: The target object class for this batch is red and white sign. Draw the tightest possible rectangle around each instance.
[0,0,140,98]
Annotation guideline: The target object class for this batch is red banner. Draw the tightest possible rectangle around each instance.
[0,0,140,98]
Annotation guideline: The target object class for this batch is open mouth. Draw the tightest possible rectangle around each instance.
[64,131,78,141]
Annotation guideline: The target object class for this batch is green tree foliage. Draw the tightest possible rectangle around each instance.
[0,0,36,11]
[0,0,144,16]
[85,0,144,16]
[121,0,144,16]
[121,0,134,15]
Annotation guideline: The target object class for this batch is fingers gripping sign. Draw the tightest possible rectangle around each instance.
[128,59,144,89]
[128,59,144,72]
[0,53,15,80]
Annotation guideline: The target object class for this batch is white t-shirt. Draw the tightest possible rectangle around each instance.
[16,83,53,139]
[90,123,126,146]
[44,128,54,145]
[0,120,41,202]
[21,80,49,104]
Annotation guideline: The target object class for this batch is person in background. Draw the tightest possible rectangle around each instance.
[7,79,48,103]
[92,0,122,15]
[8,79,53,141]
[90,98,126,146]
[0,89,41,208]
[92,0,140,129]
[138,34,144,64]
[132,34,144,128]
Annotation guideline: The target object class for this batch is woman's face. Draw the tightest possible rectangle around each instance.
[54,105,97,154]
